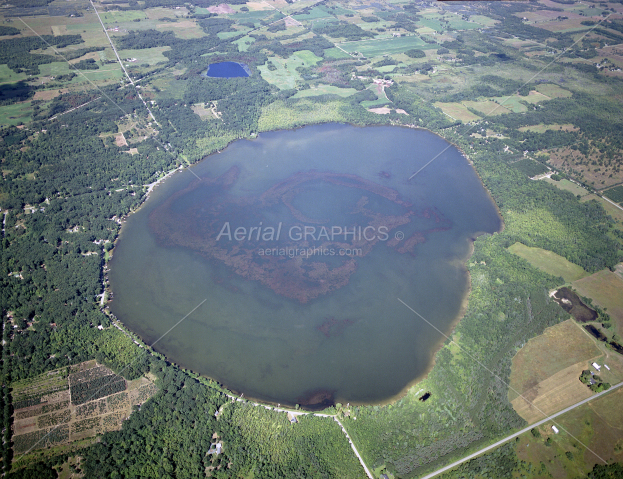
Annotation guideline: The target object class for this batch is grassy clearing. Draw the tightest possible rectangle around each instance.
[323,47,352,59]
[433,101,480,122]
[338,35,426,57]
[233,36,255,52]
[38,61,72,77]
[292,84,357,98]
[0,101,32,126]
[508,242,589,282]
[0,64,27,84]
[469,14,498,27]
[508,319,601,421]
[417,17,480,32]
[573,269,623,338]
[154,19,205,39]
[292,49,323,66]
[519,123,578,133]
[462,99,511,116]
[535,83,573,98]
[292,5,330,20]
[257,53,314,89]
[117,47,171,65]
[523,90,551,104]
[544,177,588,197]
[490,95,529,113]
[76,69,124,82]
[100,11,147,23]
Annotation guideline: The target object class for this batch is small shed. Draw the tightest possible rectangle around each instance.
[592,362,601,372]
[552,426,559,434]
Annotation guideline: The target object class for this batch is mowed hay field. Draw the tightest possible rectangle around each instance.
[509,319,601,423]
[433,102,481,122]
[338,36,427,57]
[508,242,589,283]
[462,99,511,116]
[572,269,623,336]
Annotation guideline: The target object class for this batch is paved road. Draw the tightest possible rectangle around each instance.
[420,381,623,479]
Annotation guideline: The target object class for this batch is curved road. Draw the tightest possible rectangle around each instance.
[420,380,623,479]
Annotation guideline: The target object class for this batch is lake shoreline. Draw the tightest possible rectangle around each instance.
[108,122,504,410]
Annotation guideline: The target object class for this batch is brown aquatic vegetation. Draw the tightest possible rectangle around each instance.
[149,168,451,303]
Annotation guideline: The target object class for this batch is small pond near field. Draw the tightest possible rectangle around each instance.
[204,61,250,78]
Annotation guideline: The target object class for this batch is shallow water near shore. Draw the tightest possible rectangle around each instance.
[109,124,501,407]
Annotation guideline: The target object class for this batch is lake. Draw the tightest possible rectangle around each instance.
[109,124,501,407]
[204,61,250,78]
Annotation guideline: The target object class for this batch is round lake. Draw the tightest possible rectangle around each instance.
[109,124,501,407]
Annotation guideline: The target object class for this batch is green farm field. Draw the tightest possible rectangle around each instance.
[100,11,147,23]
[323,47,352,59]
[117,47,171,65]
[338,35,427,57]
[292,84,357,98]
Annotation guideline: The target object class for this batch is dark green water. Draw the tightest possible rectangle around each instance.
[109,124,501,407]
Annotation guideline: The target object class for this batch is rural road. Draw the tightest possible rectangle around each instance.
[419,380,623,479]
[90,0,158,124]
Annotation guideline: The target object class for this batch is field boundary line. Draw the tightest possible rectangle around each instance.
[419,381,623,479]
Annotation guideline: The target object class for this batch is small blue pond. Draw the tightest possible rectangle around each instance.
[204,62,250,78]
